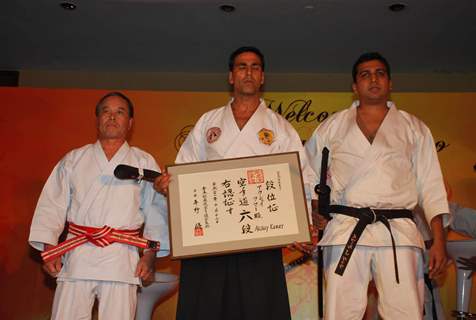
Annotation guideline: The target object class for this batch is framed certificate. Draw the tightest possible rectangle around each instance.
[166,152,311,259]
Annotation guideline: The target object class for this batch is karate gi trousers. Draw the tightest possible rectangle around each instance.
[323,245,425,320]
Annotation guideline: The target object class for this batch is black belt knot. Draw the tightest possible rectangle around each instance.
[359,207,378,224]
[329,205,413,284]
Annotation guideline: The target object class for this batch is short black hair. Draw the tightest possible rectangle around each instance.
[95,91,134,118]
[228,46,265,71]
[352,52,391,82]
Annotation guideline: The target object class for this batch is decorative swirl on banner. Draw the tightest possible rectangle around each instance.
[435,140,450,152]
[175,125,194,151]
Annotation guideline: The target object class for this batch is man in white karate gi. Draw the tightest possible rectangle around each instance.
[29,92,169,319]
[155,46,315,320]
[305,52,449,319]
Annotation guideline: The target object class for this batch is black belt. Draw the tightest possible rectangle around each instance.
[330,205,413,283]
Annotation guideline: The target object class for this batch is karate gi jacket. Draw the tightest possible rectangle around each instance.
[29,141,169,285]
[305,101,449,249]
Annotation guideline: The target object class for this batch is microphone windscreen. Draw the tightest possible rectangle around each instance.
[114,164,161,182]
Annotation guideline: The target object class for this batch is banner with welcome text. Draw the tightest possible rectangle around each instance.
[0,88,474,319]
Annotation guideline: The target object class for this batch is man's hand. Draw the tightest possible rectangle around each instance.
[42,244,62,277]
[457,256,476,279]
[311,199,329,231]
[429,215,448,279]
[153,173,171,196]
[287,225,316,255]
[313,212,329,231]
[428,239,448,278]
[135,250,157,281]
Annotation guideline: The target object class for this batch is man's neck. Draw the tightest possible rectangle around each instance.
[231,95,261,130]
[358,99,388,111]
[356,101,389,144]
[232,95,261,111]
[99,138,126,161]
[358,99,390,117]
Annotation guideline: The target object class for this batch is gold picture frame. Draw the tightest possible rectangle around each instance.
[166,152,311,259]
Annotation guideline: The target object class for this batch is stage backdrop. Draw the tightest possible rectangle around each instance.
[0,88,474,319]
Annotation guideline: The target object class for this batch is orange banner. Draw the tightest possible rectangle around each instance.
[0,88,474,319]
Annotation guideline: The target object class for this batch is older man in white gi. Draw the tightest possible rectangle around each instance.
[155,46,315,320]
[29,92,169,319]
[305,52,449,319]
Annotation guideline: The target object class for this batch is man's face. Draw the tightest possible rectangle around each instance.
[352,59,392,104]
[96,96,133,140]
[228,52,264,96]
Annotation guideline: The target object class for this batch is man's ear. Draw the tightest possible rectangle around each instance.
[352,83,357,95]
[128,118,134,131]
[228,71,234,86]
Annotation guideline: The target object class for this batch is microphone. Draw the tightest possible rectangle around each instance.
[114,164,161,183]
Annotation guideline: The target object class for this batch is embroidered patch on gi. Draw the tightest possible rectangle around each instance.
[206,127,221,144]
[258,128,274,145]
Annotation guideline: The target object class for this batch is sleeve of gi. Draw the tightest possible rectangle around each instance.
[140,157,170,258]
[279,123,316,216]
[304,128,325,193]
[28,157,71,251]
[413,123,450,226]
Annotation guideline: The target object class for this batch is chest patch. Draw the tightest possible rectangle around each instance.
[206,127,222,144]
[258,128,274,145]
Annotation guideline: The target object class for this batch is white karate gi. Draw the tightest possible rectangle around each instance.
[305,101,449,320]
[174,99,315,320]
[29,141,169,319]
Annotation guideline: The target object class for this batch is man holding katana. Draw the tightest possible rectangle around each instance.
[305,52,449,319]
[29,92,169,319]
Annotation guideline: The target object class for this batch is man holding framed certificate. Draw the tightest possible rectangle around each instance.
[154,46,315,320]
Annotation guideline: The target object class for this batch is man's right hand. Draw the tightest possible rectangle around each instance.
[313,212,329,231]
[42,244,62,277]
[311,199,329,231]
[153,173,171,196]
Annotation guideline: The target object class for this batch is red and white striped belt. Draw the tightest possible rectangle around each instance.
[41,223,159,263]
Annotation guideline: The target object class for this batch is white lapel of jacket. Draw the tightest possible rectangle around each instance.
[216,101,241,158]
[344,102,395,192]
[223,100,268,158]
[76,141,131,218]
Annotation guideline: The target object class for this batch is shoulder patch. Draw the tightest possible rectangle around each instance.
[206,127,222,144]
[258,128,274,145]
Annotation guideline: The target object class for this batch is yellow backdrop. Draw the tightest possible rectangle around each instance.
[0,88,474,319]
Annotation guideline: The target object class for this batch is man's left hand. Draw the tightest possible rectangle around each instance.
[287,225,317,255]
[135,250,156,281]
[428,238,448,279]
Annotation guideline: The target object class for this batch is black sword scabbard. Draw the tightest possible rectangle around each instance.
[315,147,330,319]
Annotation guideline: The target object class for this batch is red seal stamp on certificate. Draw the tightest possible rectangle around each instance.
[247,169,264,184]
[194,223,204,236]
[206,127,221,144]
